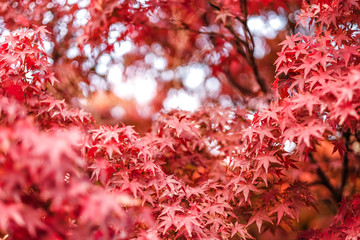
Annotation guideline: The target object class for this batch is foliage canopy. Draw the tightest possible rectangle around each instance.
[0,0,360,239]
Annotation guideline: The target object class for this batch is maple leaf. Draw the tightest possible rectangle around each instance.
[332,102,360,125]
[341,45,360,67]
[158,214,174,235]
[260,109,279,124]
[291,92,320,115]
[234,182,260,202]
[306,68,335,90]
[76,108,92,123]
[203,202,231,216]
[312,51,334,70]
[118,123,138,142]
[279,34,301,51]
[20,208,47,237]
[214,9,234,23]
[91,125,121,143]
[296,56,319,78]
[297,120,326,148]
[154,136,175,152]
[116,174,144,198]
[256,153,280,173]
[34,25,51,37]
[99,142,122,157]
[247,210,273,233]
[258,125,276,144]
[89,159,109,182]
[289,75,306,92]
[161,175,181,197]
[41,98,66,111]
[185,185,205,199]
[335,83,357,104]
[276,61,295,76]
[231,222,253,239]
[165,117,194,137]
[274,52,287,71]
[44,72,59,85]
[174,214,202,237]
[141,160,161,175]
[294,44,309,59]
[0,203,25,230]
[242,127,258,142]
[331,139,346,157]
[280,155,298,170]
[205,217,224,233]
[30,129,84,182]
[159,203,184,221]
[270,201,295,225]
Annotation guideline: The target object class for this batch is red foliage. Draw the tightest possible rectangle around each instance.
[0,0,360,239]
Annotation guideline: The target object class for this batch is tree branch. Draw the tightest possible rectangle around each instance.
[208,0,271,94]
[340,130,351,197]
[226,73,257,96]
[144,0,272,96]
[308,152,341,203]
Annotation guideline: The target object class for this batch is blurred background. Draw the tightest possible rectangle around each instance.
[0,0,304,133]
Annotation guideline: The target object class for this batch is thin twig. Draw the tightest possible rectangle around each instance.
[207,0,271,94]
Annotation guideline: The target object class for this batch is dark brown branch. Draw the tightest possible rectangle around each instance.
[340,130,351,197]
[227,73,256,96]
[207,0,271,94]
[225,23,270,93]
[140,21,231,43]
[145,0,271,95]
[248,53,270,93]
[355,129,360,142]
[240,0,248,19]
[239,0,270,94]
[308,152,342,203]
[239,0,252,50]
[224,23,249,58]
[207,0,221,11]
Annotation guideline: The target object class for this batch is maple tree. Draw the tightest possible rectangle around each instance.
[0,0,360,239]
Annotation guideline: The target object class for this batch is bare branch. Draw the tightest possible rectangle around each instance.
[308,152,341,203]
[208,0,271,94]
[340,130,351,197]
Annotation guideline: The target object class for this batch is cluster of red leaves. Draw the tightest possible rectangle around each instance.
[0,28,150,239]
[271,0,360,238]
[0,0,360,240]
[0,28,301,239]
[300,194,360,239]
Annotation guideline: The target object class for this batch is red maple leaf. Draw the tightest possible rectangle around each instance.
[247,211,273,233]
[270,201,295,225]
